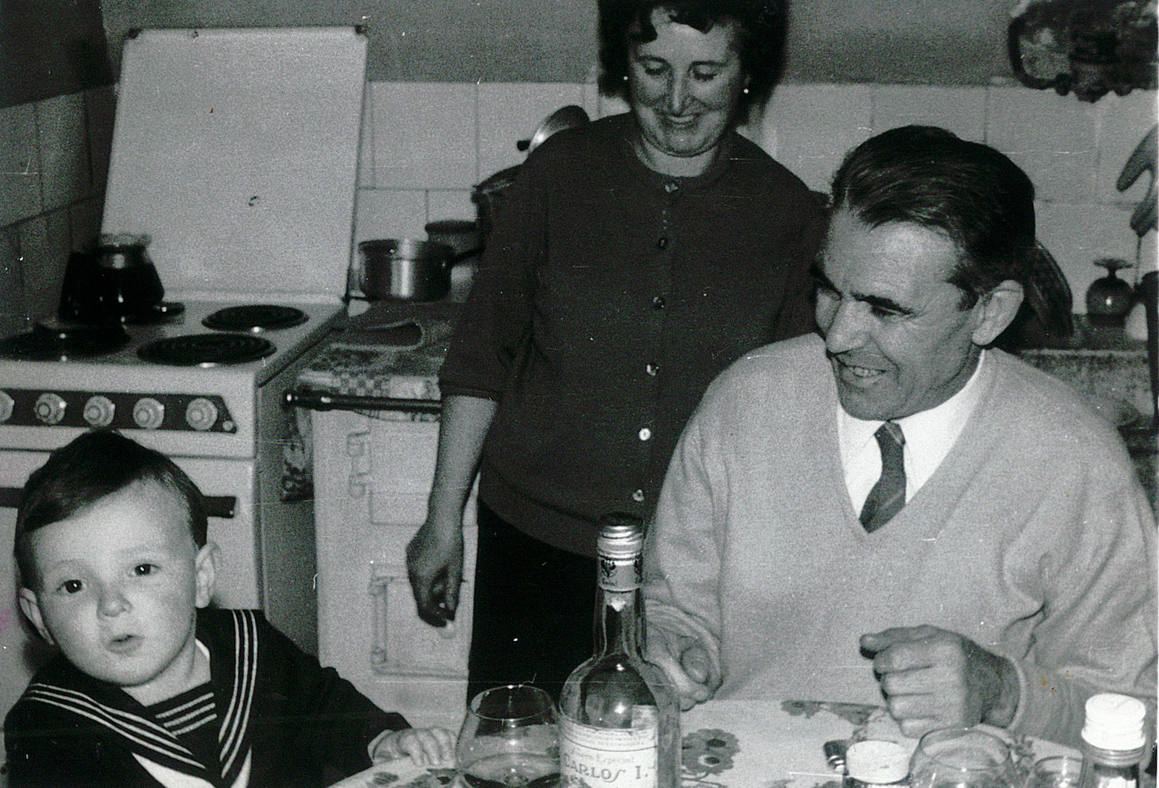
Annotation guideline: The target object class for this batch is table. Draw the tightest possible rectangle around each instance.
[328,699,1079,787]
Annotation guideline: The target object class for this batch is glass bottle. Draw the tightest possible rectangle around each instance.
[558,513,681,787]
[844,739,911,788]
[1077,693,1148,788]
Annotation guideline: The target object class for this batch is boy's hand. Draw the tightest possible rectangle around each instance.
[372,727,456,766]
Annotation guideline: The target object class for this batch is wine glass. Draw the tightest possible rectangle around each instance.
[1026,756,1084,788]
[909,727,1020,788]
[456,684,560,787]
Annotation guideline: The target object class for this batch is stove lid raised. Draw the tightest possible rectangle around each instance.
[100,27,367,303]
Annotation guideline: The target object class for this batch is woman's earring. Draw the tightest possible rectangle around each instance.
[622,75,629,82]
[742,87,750,94]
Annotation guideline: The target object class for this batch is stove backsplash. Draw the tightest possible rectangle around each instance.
[1,78,1154,337]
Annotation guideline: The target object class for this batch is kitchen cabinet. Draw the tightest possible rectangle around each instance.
[304,303,474,729]
[313,407,477,730]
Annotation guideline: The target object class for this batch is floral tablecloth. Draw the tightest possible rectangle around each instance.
[329,699,1079,788]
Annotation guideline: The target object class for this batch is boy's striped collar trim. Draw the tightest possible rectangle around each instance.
[23,609,260,785]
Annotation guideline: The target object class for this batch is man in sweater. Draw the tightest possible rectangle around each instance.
[643,125,1157,748]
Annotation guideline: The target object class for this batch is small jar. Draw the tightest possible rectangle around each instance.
[845,740,911,788]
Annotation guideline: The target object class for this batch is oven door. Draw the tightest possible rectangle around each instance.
[0,449,248,752]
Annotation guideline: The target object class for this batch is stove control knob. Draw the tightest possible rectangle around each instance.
[83,395,116,427]
[185,398,218,431]
[133,397,165,430]
[0,390,13,423]
[34,393,67,425]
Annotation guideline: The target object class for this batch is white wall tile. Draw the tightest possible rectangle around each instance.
[37,92,90,211]
[871,85,986,141]
[478,82,586,180]
[581,81,600,121]
[17,211,70,321]
[0,103,41,226]
[597,93,630,119]
[1093,90,1158,207]
[84,85,115,199]
[354,188,427,243]
[759,83,873,192]
[0,227,28,337]
[1036,200,1153,309]
[987,87,1099,202]
[372,82,477,189]
[426,190,477,225]
[69,196,104,251]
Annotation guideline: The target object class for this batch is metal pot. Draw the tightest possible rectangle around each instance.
[358,238,466,302]
[515,104,589,153]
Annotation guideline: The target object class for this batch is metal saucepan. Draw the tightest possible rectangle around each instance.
[516,104,589,153]
[358,238,475,302]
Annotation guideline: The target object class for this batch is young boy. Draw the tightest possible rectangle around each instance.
[5,430,455,786]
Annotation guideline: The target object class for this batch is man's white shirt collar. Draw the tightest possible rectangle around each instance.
[838,350,990,512]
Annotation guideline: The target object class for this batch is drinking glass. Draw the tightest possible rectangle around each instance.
[1026,756,1084,788]
[456,684,560,787]
[909,727,1020,788]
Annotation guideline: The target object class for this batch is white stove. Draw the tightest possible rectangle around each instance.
[0,26,368,743]
[0,299,343,456]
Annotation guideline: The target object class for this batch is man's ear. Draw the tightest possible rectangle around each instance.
[17,588,55,645]
[194,542,219,609]
[971,280,1024,346]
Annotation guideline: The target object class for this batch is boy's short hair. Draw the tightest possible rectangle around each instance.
[14,430,208,587]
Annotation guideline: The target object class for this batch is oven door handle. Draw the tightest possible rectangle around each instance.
[0,487,235,519]
[283,387,442,414]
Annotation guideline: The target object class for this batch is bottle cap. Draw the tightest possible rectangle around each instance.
[596,513,644,560]
[1082,693,1147,751]
[845,740,910,784]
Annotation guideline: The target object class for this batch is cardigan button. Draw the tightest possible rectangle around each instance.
[645,362,659,376]
[638,427,652,441]
[632,489,645,502]
[652,296,665,309]
[664,180,679,193]
[657,236,668,249]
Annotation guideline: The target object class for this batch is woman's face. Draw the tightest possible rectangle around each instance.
[628,8,747,170]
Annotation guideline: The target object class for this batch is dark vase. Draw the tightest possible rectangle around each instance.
[1086,258,1136,326]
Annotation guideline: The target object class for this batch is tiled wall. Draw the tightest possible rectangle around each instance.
[0,86,113,337]
[1,79,1155,337]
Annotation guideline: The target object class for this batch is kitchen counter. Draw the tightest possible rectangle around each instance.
[290,307,1155,507]
[293,300,460,411]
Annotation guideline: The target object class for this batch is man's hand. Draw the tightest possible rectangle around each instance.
[860,625,1019,738]
[646,625,722,710]
[405,519,464,627]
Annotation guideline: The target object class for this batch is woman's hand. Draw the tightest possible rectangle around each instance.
[372,726,456,766]
[406,518,465,627]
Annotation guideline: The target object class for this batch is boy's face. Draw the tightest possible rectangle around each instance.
[18,481,216,702]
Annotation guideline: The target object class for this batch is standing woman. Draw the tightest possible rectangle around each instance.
[407,0,823,700]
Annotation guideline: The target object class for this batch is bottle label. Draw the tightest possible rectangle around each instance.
[598,554,642,592]
[559,711,659,787]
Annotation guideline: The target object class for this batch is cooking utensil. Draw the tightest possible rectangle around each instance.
[91,234,178,322]
[425,220,483,259]
[516,104,589,153]
[473,106,591,243]
[358,238,476,302]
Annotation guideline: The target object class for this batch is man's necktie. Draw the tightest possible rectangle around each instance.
[860,421,906,532]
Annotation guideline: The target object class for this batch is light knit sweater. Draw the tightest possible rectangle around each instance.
[644,334,1157,747]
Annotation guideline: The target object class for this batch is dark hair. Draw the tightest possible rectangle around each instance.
[14,430,208,587]
[829,125,1036,308]
[597,0,788,116]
